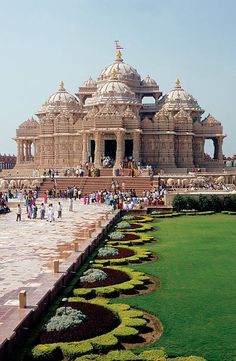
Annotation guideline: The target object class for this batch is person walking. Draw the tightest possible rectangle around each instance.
[32,203,38,219]
[40,203,45,220]
[69,197,73,211]
[16,203,22,221]
[47,203,54,222]
[57,202,62,218]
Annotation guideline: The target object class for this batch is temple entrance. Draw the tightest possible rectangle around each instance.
[125,139,133,158]
[104,140,117,159]
[90,140,95,162]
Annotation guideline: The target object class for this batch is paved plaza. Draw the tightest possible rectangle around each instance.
[0,199,111,301]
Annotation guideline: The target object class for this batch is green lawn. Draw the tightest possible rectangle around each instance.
[113,214,236,361]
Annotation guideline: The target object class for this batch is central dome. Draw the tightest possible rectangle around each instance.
[86,79,140,106]
[97,50,141,85]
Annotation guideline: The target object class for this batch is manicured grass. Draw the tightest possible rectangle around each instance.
[112,214,236,361]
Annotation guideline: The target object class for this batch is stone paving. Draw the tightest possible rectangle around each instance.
[0,199,111,301]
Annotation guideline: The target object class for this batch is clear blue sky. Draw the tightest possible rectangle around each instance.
[0,0,235,156]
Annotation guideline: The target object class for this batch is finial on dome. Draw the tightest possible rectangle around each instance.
[115,40,123,62]
[175,78,181,87]
[59,80,65,90]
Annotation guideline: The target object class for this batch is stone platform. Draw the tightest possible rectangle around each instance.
[0,199,119,360]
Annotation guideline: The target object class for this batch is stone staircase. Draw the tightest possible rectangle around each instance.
[38,176,154,197]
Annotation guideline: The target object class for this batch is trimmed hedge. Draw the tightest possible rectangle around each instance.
[132,215,154,223]
[74,349,207,361]
[73,266,150,299]
[173,193,236,212]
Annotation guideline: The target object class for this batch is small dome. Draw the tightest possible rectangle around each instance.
[37,81,81,115]
[86,79,140,106]
[202,114,221,125]
[161,79,203,112]
[141,75,157,86]
[19,117,39,128]
[82,77,97,87]
[98,50,141,84]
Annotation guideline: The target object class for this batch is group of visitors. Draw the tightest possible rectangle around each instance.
[16,200,63,222]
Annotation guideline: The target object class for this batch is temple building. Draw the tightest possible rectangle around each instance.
[15,48,225,172]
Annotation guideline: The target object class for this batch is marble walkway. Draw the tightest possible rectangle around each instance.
[0,199,111,301]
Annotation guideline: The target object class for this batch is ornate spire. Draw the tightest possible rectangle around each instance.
[59,80,65,90]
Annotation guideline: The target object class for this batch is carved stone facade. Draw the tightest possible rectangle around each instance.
[15,49,225,171]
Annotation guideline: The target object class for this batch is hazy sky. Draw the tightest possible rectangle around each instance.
[0,0,235,156]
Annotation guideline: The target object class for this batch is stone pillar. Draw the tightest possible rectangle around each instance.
[21,141,25,162]
[82,132,88,164]
[94,131,102,168]
[132,130,141,163]
[28,141,32,161]
[115,130,125,167]
[17,140,22,162]
[25,140,29,161]
[217,137,223,161]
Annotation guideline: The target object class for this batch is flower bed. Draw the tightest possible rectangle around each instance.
[119,223,153,232]
[108,232,139,242]
[78,268,130,288]
[95,246,152,266]
[108,232,154,246]
[97,247,135,260]
[32,299,148,360]
[73,266,150,299]
[40,301,119,344]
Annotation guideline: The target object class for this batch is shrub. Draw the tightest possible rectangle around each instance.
[198,194,212,211]
[173,194,187,211]
[80,268,107,283]
[31,345,63,361]
[185,196,198,210]
[113,325,139,339]
[45,307,86,332]
[109,231,125,240]
[91,334,118,352]
[210,194,222,212]
[98,246,119,257]
[116,221,131,229]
